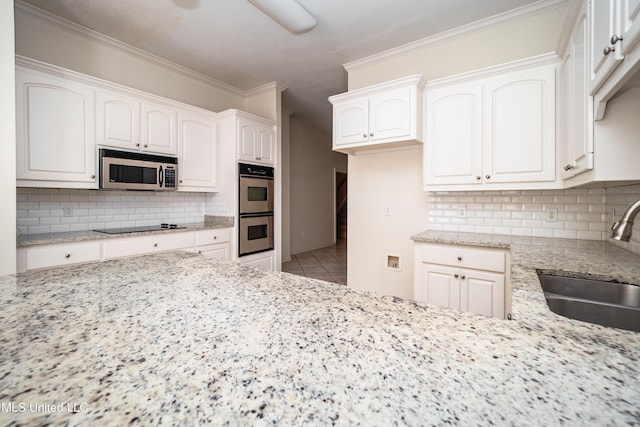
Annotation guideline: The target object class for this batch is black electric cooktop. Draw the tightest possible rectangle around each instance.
[93,224,186,234]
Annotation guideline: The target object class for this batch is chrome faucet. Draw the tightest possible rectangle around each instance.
[611,198,640,241]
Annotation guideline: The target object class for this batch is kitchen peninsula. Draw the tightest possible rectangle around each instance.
[1,238,639,425]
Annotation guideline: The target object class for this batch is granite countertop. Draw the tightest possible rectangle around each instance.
[1,233,639,425]
[17,215,234,248]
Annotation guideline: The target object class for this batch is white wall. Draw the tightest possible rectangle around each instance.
[348,147,429,299]
[344,5,567,298]
[290,119,347,254]
[1,1,16,276]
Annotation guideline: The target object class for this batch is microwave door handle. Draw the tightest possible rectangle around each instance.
[159,165,163,188]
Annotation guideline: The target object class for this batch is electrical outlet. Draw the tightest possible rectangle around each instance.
[545,208,558,222]
[62,204,73,217]
[457,206,467,218]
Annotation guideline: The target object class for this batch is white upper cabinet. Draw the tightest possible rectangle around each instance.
[237,116,275,165]
[329,75,424,154]
[177,110,218,191]
[483,66,556,184]
[97,90,139,149]
[620,0,640,55]
[590,0,624,94]
[424,57,558,192]
[98,90,177,155]
[15,66,97,189]
[561,1,594,180]
[589,0,640,119]
[424,83,483,186]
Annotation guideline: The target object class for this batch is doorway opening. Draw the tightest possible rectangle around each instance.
[335,170,347,244]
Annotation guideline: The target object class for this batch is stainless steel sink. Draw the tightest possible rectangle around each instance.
[536,271,640,332]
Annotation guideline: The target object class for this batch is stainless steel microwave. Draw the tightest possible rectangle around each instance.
[99,149,178,191]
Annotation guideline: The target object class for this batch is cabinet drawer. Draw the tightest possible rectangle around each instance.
[103,232,195,260]
[419,243,506,273]
[195,228,230,246]
[23,241,102,271]
[194,243,229,260]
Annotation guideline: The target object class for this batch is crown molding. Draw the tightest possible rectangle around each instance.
[344,0,568,73]
[245,81,288,96]
[14,0,253,97]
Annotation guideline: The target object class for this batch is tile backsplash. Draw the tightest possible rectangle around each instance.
[427,183,640,255]
[17,188,231,235]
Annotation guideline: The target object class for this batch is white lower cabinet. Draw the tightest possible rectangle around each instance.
[185,229,231,260]
[414,242,511,319]
[102,232,195,260]
[17,228,236,273]
[239,250,275,270]
[17,241,102,273]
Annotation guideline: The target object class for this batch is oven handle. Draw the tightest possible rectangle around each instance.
[239,212,274,218]
[159,166,164,188]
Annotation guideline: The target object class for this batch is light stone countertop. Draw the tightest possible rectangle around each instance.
[17,215,234,248]
[0,231,639,425]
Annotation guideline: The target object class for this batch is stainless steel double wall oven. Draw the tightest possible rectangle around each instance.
[238,163,274,256]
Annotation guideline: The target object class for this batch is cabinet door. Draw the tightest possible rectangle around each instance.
[141,101,177,155]
[459,269,505,318]
[563,4,593,180]
[368,87,411,141]
[483,65,556,184]
[590,0,623,94]
[15,68,97,188]
[256,124,275,165]
[333,98,369,146]
[620,0,640,55]
[177,111,217,191]
[415,263,460,310]
[237,118,258,161]
[424,83,483,186]
[97,90,140,150]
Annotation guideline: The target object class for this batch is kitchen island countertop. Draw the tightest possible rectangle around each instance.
[1,233,639,425]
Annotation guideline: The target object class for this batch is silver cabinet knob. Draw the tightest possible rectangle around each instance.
[564,164,574,171]
[476,176,481,180]
[485,175,491,179]
[144,144,148,148]
[213,236,217,240]
[457,256,462,261]
[610,34,623,45]
[179,180,183,183]
[136,143,140,147]
[369,132,374,137]
[153,243,158,248]
[65,254,71,259]
[362,133,367,138]
[91,175,96,179]
[454,273,459,278]
[461,275,466,280]
[604,46,615,56]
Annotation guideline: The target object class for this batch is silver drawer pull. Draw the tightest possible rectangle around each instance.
[65,254,71,259]
[457,256,462,261]
[154,243,158,248]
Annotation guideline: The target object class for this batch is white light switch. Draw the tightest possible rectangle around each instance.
[384,206,392,216]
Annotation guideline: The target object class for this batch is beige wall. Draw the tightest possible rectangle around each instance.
[344,6,566,298]
[14,5,246,113]
[348,147,429,299]
[290,119,347,254]
[1,1,16,276]
[347,6,567,90]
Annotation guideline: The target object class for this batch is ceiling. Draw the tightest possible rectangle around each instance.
[20,0,543,133]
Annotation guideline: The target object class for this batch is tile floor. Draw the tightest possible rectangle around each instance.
[282,238,347,284]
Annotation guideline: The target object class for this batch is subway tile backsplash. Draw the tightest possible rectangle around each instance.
[428,188,608,240]
[427,184,640,256]
[17,188,231,235]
